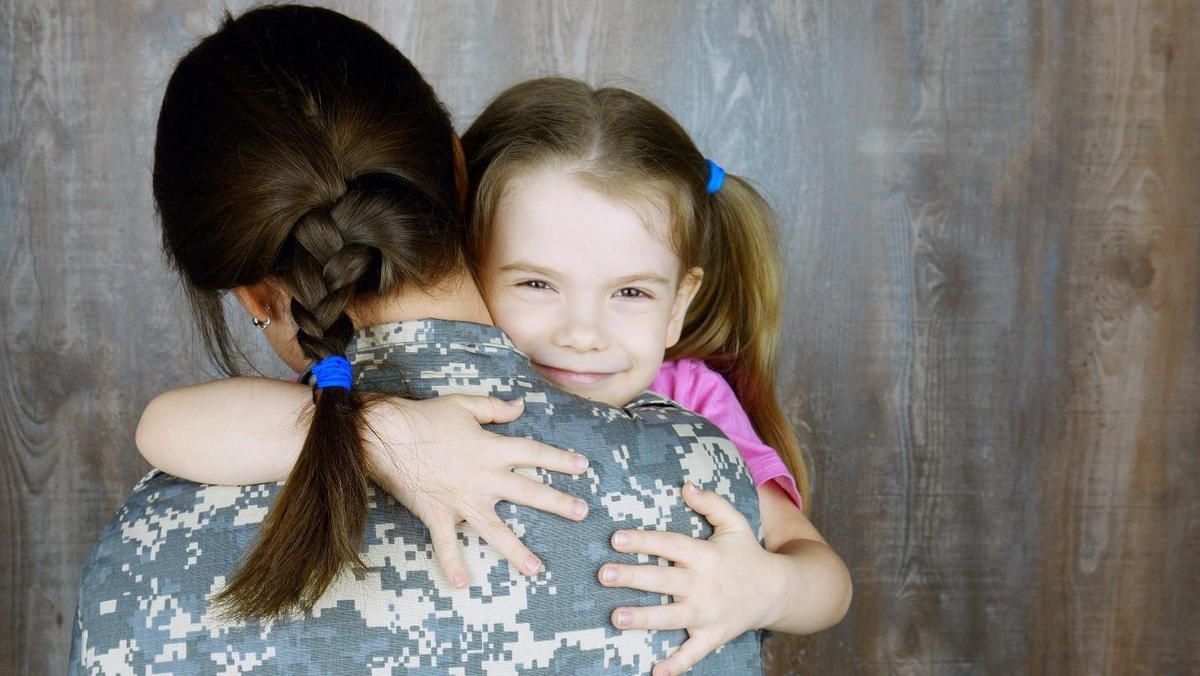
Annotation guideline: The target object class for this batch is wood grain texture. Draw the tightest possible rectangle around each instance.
[1,1,1196,674]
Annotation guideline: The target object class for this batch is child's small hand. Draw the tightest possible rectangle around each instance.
[599,482,775,676]
[364,394,591,588]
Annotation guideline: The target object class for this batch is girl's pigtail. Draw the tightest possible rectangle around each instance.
[670,173,812,511]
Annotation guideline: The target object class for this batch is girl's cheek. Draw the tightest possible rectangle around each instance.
[492,298,554,348]
[485,294,525,335]
[619,302,676,347]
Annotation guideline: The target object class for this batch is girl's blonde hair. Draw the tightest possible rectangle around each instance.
[462,78,811,509]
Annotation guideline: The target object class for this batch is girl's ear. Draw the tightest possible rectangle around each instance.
[665,267,704,348]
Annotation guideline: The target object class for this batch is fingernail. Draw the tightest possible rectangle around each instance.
[507,398,523,407]
[573,500,588,517]
[685,481,698,493]
[573,454,589,471]
[524,556,542,573]
[612,531,628,549]
[601,566,618,583]
[450,571,467,588]
[616,610,632,627]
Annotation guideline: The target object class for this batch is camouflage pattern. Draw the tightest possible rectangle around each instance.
[70,320,763,674]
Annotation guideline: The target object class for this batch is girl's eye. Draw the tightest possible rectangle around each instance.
[616,287,652,299]
[518,280,553,291]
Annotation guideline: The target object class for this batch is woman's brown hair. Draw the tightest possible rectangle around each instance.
[462,78,811,510]
[153,5,464,619]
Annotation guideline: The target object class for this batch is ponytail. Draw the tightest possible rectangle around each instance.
[211,206,381,621]
[669,174,812,511]
[212,385,373,620]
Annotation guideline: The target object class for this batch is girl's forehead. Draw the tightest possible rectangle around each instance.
[496,168,676,245]
[488,170,682,280]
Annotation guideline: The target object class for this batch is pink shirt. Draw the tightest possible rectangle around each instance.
[649,358,803,510]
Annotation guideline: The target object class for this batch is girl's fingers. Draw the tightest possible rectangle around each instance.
[611,528,703,564]
[468,512,544,577]
[500,474,588,521]
[652,633,720,676]
[427,519,470,589]
[681,482,751,534]
[611,602,690,631]
[504,437,589,475]
[441,394,526,425]
[597,563,689,596]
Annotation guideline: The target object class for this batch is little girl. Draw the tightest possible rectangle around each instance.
[139,78,851,674]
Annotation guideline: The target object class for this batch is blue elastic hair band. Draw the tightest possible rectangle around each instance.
[705,159,726,194]
[311,355,353,391]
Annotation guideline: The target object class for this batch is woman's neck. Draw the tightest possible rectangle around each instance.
[348,270,493,328]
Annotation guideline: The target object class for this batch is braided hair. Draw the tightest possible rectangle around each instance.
[154,6,465,619]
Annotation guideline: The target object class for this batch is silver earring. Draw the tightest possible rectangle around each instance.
[252,306,271,330]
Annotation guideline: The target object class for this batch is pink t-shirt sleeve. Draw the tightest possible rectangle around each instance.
[649,358,803,511]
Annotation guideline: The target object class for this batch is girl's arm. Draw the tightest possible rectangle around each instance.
[137,376,593,587]
[137,377,307,484]
[754,482,853,633]
[600,482,852,676]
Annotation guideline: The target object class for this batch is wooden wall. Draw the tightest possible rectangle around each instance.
[2,1,1197,673]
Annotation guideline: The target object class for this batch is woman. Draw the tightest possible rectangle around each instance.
[149,4,583,618]
[71,6,763,673]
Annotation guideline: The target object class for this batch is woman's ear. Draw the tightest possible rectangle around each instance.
[665,267,704,348]
[231,281,280,326]
[232,279,310,373]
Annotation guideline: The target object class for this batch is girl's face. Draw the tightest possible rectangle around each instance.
[480,168,702,407]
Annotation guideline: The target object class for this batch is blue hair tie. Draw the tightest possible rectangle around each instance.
[705,159,726,194]
[311,355,353,391]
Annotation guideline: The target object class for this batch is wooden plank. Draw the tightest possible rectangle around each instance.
[1026,1,1200,673]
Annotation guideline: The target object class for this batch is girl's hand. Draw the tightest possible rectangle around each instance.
[364,394,590,588]
[599,482,775,676]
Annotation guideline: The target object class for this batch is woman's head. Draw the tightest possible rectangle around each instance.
[156,5,465,374]
[462,78,810,506]
[153,5,465,619]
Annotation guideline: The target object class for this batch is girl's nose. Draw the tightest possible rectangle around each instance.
[553,310,608,352]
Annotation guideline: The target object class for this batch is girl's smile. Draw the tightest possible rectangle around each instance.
[532,362,627,387]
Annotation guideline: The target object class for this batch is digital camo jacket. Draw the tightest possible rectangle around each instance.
[70,319,763,675]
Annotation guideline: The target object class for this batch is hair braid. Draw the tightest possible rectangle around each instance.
[213,194,388,620]
[287,205,365,360]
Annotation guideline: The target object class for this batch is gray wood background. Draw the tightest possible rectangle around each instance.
[2,1,1197,673]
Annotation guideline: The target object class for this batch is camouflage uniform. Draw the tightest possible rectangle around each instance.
[69,320,763,674]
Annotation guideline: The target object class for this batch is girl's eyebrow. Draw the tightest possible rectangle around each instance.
[612,273,670,287]
[498,262,560,278]
[499,262,670,287]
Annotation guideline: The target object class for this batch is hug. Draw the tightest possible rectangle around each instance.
[69,6,850,674]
